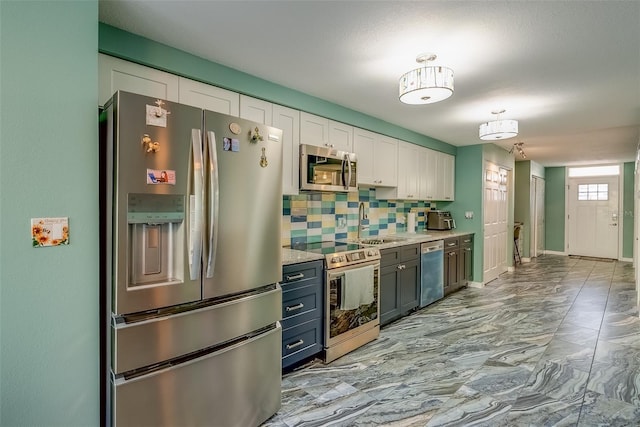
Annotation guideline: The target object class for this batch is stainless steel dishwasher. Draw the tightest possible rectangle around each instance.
[420,240,444,308]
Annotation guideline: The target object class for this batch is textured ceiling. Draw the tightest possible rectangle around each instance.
[99,0,640,166]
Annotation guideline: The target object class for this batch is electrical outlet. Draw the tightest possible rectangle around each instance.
[465,211,474,219]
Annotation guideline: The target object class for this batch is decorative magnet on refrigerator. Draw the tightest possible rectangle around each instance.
[32,217,69,247]
[250,127,263,143]
[260,147,268,168]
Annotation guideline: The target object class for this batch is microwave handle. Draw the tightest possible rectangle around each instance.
[343,154,352,190]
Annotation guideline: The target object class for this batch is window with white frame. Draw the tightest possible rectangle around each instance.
[577,183,609,201]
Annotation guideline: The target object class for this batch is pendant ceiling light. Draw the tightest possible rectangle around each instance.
[479,109,519,140]
[399,53,454,105]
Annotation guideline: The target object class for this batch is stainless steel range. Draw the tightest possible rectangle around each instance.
[289,241,380,363]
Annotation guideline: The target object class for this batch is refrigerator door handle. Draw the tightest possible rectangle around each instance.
[189,129,204,281]
[205,130,219,278]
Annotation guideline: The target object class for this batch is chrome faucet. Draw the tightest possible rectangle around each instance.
[358,202,369,240]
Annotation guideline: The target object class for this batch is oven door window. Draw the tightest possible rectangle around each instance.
[328,267,379,339]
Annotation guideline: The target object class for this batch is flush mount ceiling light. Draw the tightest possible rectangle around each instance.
[509,142,527,159]
[399,53,454,105]
[479,109,519,140]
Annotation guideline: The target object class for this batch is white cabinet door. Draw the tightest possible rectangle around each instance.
[398,142,420,199]
[240,95,273,124]
[300,112,330,148]
[353,128,376,185]
[354,128,397,187]
[377,141,418,200]
[178,77,239,116]
[99,53,179,106]
[300,112,353,151]
[273,105,300,196]
[375,135,398,187]
[328,120,353,152]
[436,152,455,201]
[420,148,438,200]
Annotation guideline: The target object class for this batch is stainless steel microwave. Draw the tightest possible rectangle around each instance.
[300,144,357,192]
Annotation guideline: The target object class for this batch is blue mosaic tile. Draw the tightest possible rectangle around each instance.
[321,207,335,214]
[307,221,322,229]
[348,201,359,208]
[335,232,348,240]
[309,193,322,201]
[290,236,307,246]
[291,215,307,222]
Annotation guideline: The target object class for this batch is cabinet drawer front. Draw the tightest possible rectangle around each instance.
[281,285,322,327]
[461,234,474,247]
[381,247,401,267]
[282,261,323,286]
[400,244,420,261]
[282,318,322,365]
[445,238,459,249]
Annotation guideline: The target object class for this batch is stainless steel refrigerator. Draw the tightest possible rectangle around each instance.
[100,91,283,426]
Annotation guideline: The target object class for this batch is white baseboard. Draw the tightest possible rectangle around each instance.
[521,257,532,263]
[467,281,484,289]
[507,266,515,272]
[621,257,633,262]
[544,250,567,256]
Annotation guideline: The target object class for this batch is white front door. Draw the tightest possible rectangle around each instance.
[567,176,619,258]
[483,162,510,283]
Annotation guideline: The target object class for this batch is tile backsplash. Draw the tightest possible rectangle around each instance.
[282,188,435,246]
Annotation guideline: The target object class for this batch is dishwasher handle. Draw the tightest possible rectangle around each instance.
[421,240,444,253]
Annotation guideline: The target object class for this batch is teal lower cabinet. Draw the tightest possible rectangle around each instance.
[379,244,420,326]
[281,260,324,369]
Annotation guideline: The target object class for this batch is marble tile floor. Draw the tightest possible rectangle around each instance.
[263,255,640,427]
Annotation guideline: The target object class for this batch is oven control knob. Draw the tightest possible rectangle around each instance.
[331,257,339,263]
[368,250,376,257]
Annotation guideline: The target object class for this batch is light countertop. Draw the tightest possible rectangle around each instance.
[281,230,474,266]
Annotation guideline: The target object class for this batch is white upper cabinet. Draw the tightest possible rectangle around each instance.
[179,77,240,116]
[300,112,353,151]
[272,105,300,196]
[419,148,455,201]
[328,121,353,152]
[436,151,455,201]
[354,128,398,187]
[377,141,419,200]
[99,54,179,106]
[419,148,438,200]
[239,95,273,124]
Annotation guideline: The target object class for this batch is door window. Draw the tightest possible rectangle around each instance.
[577,183,608,201]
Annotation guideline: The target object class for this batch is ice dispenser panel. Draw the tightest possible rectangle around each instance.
[128,193,185,287]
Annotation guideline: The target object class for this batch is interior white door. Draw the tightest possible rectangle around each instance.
[567,175,619,258]
[533,176,545,257]
[483,162,510,283]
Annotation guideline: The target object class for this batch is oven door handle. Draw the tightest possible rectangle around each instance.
[326,259,380,277]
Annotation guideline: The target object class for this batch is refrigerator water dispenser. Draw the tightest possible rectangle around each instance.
[127,193,185,287]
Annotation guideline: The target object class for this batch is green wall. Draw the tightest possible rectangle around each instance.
[0,1,99,425]
[449,145,484,281]
[545,167,566,252]
[98,23,456,155]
